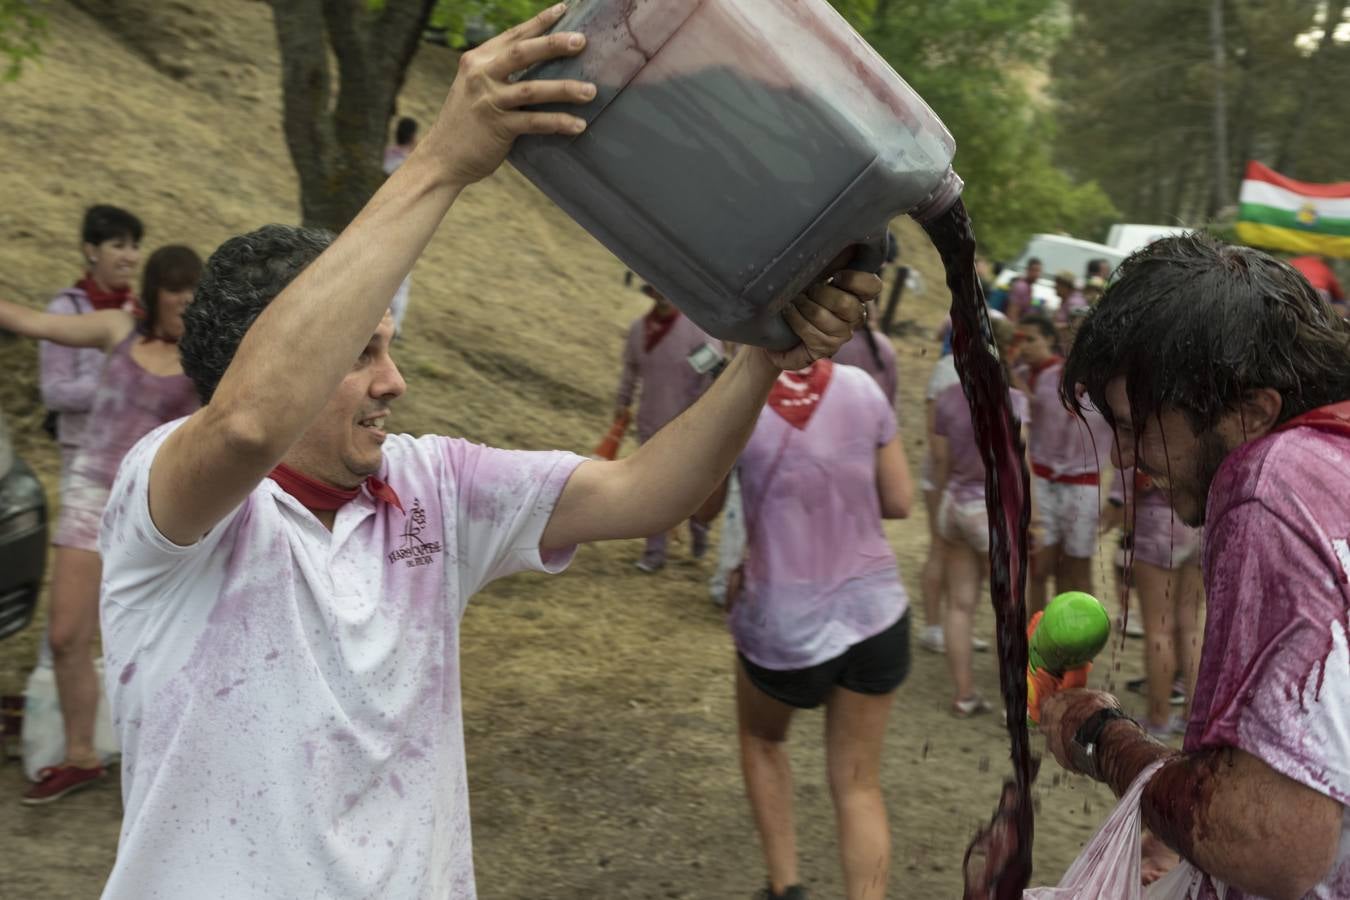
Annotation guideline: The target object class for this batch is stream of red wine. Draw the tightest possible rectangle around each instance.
[923,200,1035,897]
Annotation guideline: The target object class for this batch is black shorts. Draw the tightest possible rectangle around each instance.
[739,611,911,710]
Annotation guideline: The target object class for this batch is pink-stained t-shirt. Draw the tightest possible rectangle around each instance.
[1109,467,1202,570]
[38,287,106,450]
[934,381,1030,506]
[1178,423,1350,899]
[1056,402,1114,479]
[832,327,898,405]
[70,333,199,490]
[615,312,721,442]
[1052,291,1088,324]
[729,364,906,670]
[1007,277,1035,321]
[98,423,584,900]
[1026,359,1069,469]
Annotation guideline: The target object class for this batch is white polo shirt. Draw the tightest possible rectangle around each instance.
[98,421,583,900]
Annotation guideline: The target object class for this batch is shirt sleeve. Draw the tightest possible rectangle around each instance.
[441,440,586,603]
[1191,498,1350,806]
[99,420,247,607]
[39,294,103,414]
[866,375,898,447]
[933,385,956,438]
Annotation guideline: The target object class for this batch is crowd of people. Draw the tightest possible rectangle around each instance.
[0,206,203,803]
[1,6,1348,899]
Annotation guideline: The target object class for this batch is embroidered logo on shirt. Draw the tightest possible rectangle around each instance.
[386,497,443,569]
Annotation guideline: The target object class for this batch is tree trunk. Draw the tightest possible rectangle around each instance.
[270,0,436,232]
[872,0,893,32]
[1209,0,1232,216]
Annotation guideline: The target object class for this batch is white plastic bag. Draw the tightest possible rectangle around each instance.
[1025,760,1220,899]
[21,656,121,781]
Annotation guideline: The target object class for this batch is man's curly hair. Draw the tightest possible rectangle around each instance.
[180,224,334,403]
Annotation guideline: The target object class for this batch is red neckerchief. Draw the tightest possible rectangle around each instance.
[1274,400,1350,438]
[768,359,833,430]
[268,463,404,513]
[76,274,134,312]
[1027,355,1063,391]
[643,306,680,353]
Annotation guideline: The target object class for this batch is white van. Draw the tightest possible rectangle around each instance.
[997,235,1128,309]
[1106,223,1191,256]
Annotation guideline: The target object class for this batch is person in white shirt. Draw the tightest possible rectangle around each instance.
[95,10,877,900]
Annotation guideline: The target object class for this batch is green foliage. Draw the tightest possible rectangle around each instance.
[1052,1,1350,226]
[0,0,47,81]
[851,0,1118,259]
[429,0,549,47]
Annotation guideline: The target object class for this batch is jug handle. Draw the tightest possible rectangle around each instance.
[843,233,890,276]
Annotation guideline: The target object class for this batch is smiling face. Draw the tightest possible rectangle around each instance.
[1102,377,1281,526]
[282,314,407,488]
[85,236,141,291]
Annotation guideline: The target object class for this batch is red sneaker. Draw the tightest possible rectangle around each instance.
[21,763,106,805]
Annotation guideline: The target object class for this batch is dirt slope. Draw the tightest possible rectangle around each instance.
[0,4,1135,898]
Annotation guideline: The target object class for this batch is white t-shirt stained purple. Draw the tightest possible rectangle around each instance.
[1180,423,1350,899]
[730,365,907,670]
[934,382,1030,506]
[98,422,583,900]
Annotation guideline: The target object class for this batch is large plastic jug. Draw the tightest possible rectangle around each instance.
[510,0,961,350]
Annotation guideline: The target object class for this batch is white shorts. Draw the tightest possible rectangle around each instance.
[1032,475,1100,559]
[938,492,989,554]
[53,471,110,553]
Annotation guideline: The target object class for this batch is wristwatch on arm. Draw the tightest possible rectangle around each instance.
[1069,706,1132,781]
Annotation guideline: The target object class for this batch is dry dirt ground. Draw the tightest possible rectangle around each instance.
[0,4,1163,897]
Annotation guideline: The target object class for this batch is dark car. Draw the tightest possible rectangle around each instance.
[0,411,47,640]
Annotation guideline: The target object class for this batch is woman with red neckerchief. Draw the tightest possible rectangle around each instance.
[1,244,203,804]
[39,205,143,467]
[699,354,914,900]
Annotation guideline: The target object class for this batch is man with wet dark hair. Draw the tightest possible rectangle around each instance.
[94,9,876,899]
[1039,233,1350,896]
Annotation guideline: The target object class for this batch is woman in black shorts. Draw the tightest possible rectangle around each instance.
[701,356,914,900]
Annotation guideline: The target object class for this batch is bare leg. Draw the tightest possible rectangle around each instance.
[736,659,800,895]
[920,488,946,630]
[943,537,986,703]
[47,546,104,768]
[826,686,897,900]
[1055,554,1094,598]
[1029,544,1058,615]
[1134,561,1177,730]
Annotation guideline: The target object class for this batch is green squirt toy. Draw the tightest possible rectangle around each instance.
[1026,591,1111,726]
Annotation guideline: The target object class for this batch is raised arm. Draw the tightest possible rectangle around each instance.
[542,271,877,550]
[0,299,131,352]
[148,5,595,546]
